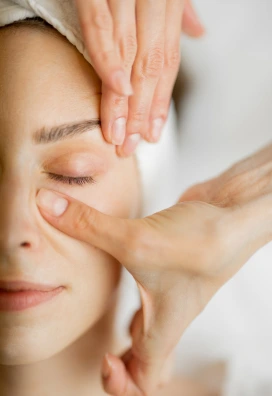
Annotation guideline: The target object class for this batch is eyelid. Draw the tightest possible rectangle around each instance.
[42,151,109,177]
[47,173,96,186]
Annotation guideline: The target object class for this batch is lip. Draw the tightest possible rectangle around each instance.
[0,281,64,311]
[0,281,61,292]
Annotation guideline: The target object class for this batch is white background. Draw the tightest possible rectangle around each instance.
[175,1,272,394]
[117,2,272,394]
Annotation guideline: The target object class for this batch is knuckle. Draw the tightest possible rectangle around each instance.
[164,47,180,70]
[119,32,137,66]
[91,48,116,65]
[212,175,248,207]
[151,95,170,116]
[131,109,146,123]
[111,94,127,108]
[129,101,148,125]
[211,163,272,208]
[137,46,164,79]
[91,11,112,31]
[73,205,93,233]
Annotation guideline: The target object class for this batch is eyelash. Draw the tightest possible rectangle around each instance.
[47,173,96,186]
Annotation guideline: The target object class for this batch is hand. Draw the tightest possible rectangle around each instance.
[36,142,272,395]
[75,0,205,156]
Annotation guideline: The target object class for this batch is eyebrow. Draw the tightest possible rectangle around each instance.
[33,119,101,144]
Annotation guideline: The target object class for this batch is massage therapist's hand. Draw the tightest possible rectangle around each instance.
[36,141,272,396]
[74,0,204,156]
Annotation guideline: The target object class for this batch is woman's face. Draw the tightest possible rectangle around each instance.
[0,26,140,364]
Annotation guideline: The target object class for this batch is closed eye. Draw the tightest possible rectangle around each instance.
[47,173,96,186]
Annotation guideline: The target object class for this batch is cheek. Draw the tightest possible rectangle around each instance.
[0,242,121,366]
[79,158,139,218]
[0,159,137,365]
[47,157,139,219]
[59,242,121,349]
[55,232,122,320]
[69,242,121,311]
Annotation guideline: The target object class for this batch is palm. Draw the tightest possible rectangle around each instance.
[103,143,272,395]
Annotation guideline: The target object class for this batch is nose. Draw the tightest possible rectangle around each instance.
[0,183,42,254]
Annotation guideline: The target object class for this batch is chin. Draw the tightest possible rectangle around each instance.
[0,321,74,365]
[0,333,58,365]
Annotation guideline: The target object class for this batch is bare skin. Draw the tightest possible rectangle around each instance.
[37,142,272,395]
[0,19,216,396]
[0,23,139,396]
[75,0,205,155]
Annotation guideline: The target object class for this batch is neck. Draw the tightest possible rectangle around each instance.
[0,293,123,396]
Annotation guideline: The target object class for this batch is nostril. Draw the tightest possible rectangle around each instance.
[20,242,31,248]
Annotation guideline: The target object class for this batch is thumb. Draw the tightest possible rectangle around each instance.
[36,188,133,259]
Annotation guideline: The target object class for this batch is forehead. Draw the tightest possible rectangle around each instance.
[0,26,102,134]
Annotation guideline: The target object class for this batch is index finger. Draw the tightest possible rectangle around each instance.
[75,0,133,96]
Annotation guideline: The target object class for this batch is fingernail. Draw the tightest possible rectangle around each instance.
[36,189,68,217]
[101,353,112,379]
[150,118,164,142]
[112,117,126,145]
[122,133,141,156]
[112,69,133,96]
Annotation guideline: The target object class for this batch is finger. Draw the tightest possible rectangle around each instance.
[101,352,142,396]
[213,193,272,284]
[231,193,272,256]
[182,0,205,38]
[100,83,128,145]
[100,0,137,145]
[117,0,167,157]
[158,351,176,388]
[102,349,166,396]
[108,0,137,71]
[118,348,174,393]
[129,308,142,337]
[125,306,168,394]
[126,350,166,395]
[36,188,134,261]
[148,0,185,142]
[75,0,133,96]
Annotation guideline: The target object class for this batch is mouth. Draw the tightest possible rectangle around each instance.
[0,280,61,292]
[0,281,64,311]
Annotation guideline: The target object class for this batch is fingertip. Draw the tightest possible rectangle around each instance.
[100,86,128,146]
[117,133,141,157]
[101,353,113,381]
[148,118,164,142]
[185,25,206,38]
[101,353,127,395]
[112,117,127,145]
[182,1,205,38]
[101,353,116,393]
[36,189,69,217]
